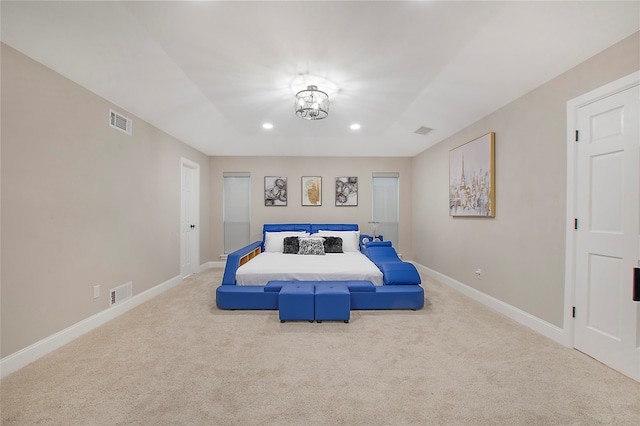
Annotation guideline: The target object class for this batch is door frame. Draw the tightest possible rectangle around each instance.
[181,157,200,278]
[564,71,640,348]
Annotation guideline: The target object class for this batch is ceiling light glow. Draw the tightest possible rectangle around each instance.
[290,74,338,97]
[350,124,361,130]
[262,123,273,129]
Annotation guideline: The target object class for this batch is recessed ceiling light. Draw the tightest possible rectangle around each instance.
[262,123,273,129]
[350,124,361,130]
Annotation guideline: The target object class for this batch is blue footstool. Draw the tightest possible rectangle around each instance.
[279,283,315,322]
[315,283,350,323]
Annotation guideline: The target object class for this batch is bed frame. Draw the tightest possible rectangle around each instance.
[216,223,424,310]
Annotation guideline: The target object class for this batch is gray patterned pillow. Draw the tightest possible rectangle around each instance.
[298,238,325,255]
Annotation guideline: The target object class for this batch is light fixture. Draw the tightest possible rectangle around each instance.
[262,123,273,129]
[350,124,361,130]
[295,85,329,120]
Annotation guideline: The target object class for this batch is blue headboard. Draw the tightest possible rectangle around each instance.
[262,223,359,246]
[310,223,359,233]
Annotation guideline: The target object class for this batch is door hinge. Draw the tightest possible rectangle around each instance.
[572,306,576,318]
[574,218,578,230]
[575,130,579,142]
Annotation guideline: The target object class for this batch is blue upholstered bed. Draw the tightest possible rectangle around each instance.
[216,223,424,310]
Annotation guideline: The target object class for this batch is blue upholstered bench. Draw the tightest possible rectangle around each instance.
[269,280,374,323]
[260,279,422,321]
[315,283,350,323]
[278,283,315,322]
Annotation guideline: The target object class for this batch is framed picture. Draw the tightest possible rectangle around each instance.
[335,176,358,206]
[302,176,322,206]
[449,132,495,217]
[264,176,287,206]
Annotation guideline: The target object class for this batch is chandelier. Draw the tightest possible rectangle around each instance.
[295,85,329,120]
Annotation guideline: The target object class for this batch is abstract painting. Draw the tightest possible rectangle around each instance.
[302,176,322,206]
[449,132,495,217]
[335,177,358,206]
[264,176,287,206]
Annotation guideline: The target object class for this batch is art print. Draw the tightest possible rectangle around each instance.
[335,177,358,206]
[265,176,287,206]
[302,176,322,206]
[449,132,495,217]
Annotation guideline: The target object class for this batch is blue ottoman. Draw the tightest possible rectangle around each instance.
[279,283,315,322]
[315,283,350,323]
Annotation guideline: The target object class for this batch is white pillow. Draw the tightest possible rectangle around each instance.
[264,231,309,252]
[317,230,360,252]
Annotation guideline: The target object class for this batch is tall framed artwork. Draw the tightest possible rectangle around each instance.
[264,176,287,206]
[335,176,358,206]
[302,176,322,206]
[449,132,495,217]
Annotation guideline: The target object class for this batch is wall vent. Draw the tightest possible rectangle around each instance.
[110,281,133,306]
[413,126,433,136]
[109,109,132,135]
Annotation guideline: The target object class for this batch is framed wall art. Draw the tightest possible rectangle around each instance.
[302,176,322,206]
[264,176,287,206]
[335,176,358,206]
[449,132,495,217]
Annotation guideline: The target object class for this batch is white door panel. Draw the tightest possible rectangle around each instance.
[590,151,623,233]
[181,159,200,278]
[574,83,639,381]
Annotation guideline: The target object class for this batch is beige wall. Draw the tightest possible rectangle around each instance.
[209,156,413,258]
[0,44,210,357]
[411,32,640,328]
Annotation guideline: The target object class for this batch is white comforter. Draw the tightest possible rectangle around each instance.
[235,252,384,286]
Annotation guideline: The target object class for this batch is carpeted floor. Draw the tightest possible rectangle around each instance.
[1,268,639,425]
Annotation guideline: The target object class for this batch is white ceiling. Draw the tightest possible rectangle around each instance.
[2,1,638,157]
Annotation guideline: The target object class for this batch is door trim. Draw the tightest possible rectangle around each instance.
[181,157,200,278]
[564,71,640,349]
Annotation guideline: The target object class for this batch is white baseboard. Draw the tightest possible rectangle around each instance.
[414,263,568,346]
[0,274,182,379]
[200,260,225,271]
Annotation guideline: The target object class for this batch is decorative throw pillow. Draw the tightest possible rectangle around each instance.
[317,230,360,252]
[323,236,343,253]
[283,236,300,254]
[298,238,325,255]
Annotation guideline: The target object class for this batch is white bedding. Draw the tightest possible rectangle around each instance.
[236,252,384,286]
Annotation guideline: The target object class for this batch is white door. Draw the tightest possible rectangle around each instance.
[181,158,200,278]
[574,83,639,381]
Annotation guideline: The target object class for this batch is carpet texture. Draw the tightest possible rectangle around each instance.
[1,268,639,425]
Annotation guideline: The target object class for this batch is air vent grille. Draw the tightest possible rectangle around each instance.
[109,109,132,135]
[110,281,132,306]
[414,126,433,136]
